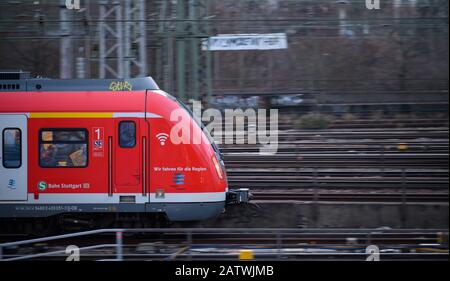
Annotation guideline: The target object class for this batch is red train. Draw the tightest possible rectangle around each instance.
[0,73,248,229]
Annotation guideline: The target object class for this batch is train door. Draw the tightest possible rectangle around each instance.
[114,119,141,193]
[0,114,28,201]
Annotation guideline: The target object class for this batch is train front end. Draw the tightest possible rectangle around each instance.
[147,91,248,221]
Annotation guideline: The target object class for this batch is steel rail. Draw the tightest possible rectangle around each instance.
[1,228,447,261]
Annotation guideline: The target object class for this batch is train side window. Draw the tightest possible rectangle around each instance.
[119,121,136,148]
[2,128,22,169]
[39,129,88,168]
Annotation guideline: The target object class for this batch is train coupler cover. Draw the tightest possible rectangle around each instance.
[226,188,252,205]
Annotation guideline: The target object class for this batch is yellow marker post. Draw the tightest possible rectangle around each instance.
[239,250,254,260]
[397,143,408,151]
[437,232,444,244]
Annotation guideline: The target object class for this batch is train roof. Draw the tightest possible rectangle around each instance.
[0,73,159,92]
[0,73,174,114]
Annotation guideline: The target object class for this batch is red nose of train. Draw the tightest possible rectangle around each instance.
[147,92,229,221]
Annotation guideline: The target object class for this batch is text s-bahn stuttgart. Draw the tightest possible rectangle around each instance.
[0,71,247,229]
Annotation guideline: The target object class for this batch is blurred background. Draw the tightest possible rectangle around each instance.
[0,0,448,111]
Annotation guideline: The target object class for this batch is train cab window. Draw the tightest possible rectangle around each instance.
[2,128,21,168]
[119,121,136,148]
[39,129,88,168]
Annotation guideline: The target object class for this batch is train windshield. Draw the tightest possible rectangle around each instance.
[176,99,221,155]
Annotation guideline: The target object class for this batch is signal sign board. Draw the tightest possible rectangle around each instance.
[202,33,288,51]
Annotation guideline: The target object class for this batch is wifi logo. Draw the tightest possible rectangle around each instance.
[156,133,170,146]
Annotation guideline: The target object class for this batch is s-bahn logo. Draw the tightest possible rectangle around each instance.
[94,140,103,149]
[65,0,81,10]
[38,181,47,191]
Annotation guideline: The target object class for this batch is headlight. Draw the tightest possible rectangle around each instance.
[212,154,224,180]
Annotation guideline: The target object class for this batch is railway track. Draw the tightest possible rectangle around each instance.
[222,127,449,195]
[222,146,449,154]
[219,140,449,153]
[313,120,449,130]
[250,192,449,203]
[1,228,447,261]
[227,168,449,178]
[229,178,448,189]
[226,167,449,188]
[222,130,449,189]
[222,128,449,141]
[224,155,448,169]
[223,118,449,130]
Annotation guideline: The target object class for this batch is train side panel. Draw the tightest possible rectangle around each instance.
[0,90,226,221]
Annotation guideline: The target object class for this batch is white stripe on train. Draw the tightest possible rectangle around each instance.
[112,112,162,118]
[2,192,226,204]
